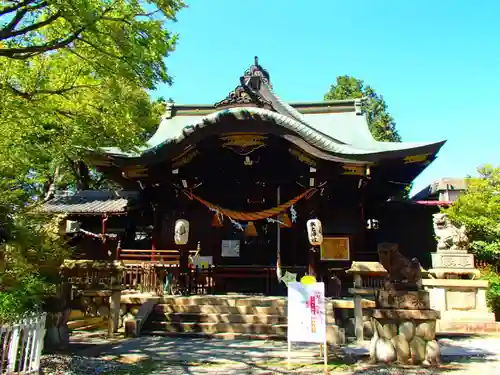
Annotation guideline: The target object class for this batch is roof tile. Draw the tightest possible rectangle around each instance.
[39,190,139,214]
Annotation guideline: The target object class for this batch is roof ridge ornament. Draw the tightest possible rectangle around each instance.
[354,98,364,115]
[214,56,272,109]
[164,101,175,119]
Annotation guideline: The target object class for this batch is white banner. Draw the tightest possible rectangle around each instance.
[287,282,326,343]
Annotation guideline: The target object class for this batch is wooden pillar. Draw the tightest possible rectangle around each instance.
[179,245,189,293]
[151,207,159,262]
[308,246,318,277]
[307,185,319,278]
[101,214,109,258]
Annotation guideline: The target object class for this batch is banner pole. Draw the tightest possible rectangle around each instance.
[287,340,292,369]
[323,339,328,374]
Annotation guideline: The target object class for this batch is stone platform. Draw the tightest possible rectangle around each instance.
[423,279,496,325]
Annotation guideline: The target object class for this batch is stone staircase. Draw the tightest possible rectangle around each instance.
[141,295,344,342]
[142,295,290,340]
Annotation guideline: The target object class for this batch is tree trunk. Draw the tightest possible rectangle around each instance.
[70,159,91,191]
[42,166,60,203]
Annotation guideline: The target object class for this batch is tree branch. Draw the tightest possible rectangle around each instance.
[3,81,100,100]
[0,10,60,40]
[0,29,83,58]
[101,9,162,23]
[0,0,35,16]
[76,36,124,61]
[2,1,48,33]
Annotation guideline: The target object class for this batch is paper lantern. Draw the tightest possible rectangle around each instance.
[280,213,292,228]
[306,219,323,246]
[211,213,223,227]
[174,219,190,245]
[245,221,258,237]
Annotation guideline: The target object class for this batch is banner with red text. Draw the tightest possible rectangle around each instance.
[287,282,326,343]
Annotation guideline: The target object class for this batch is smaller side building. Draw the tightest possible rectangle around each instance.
[412,178,468,203]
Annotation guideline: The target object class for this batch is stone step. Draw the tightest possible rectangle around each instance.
[154,303,286,315]
[146,321,288,336]
[159,296,288,307]
[142,330,286,341]
[155,312,287,324]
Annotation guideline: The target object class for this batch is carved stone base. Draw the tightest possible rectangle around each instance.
[428,268,481,279]
[431,252,475,269]
[377,291,431,310]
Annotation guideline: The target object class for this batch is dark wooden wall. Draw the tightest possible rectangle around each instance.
[368,202,439,269]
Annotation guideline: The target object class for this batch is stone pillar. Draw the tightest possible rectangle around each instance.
[353,274,364,342]
[427,287,446,313]
[108,274,122,335]
[476,288,488,312]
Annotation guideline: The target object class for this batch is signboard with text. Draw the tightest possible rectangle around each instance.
[287,282,326,343]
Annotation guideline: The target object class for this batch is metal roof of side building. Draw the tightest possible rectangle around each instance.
[411,178,468,202]
[38,190,139,215]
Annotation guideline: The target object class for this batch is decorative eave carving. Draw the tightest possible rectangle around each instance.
[214,56,274,110]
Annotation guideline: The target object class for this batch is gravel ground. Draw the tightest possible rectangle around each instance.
[40,354,500,375]
[40,335,500,375]
[41,355,139,375]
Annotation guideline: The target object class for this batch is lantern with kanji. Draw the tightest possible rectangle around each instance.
[174,219,190,245]
[306,219,323,246]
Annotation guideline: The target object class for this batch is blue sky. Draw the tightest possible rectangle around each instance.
[153,0,499,194]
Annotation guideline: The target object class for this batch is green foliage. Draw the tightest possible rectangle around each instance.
[0,273,48,323]
[0,0,185,89]
[324,76,410,198]
[481,267,500,319]
[324,76,402,142]
[0,214,70,322]
[0,0,183,194]
[0,0,184,319]
[446,165,500,317]
[445,165,500,264]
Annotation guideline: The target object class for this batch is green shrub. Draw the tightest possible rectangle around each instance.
[481,267,500,320]
[0,272,49,323]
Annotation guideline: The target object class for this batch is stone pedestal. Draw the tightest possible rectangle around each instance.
[430,252,479,279]
[431,252,475,269]
[422,279,495,327]
[370,309,440,366]
[369,290,441,366]
[377,290,430,310]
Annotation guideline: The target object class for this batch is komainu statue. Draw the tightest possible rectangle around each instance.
[378,242,422,290]
[432,213,469,251]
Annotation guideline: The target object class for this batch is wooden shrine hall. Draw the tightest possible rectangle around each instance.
[42,58,446,297]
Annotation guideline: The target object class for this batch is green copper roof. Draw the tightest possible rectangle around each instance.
[91,59,445,166]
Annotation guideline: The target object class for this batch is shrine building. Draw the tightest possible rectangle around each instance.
[42,58,446,296]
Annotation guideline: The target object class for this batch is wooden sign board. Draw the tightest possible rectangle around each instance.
[320,236,350,261]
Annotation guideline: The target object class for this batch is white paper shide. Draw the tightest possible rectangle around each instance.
[287,282,326,343]
[306,219,323,246]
